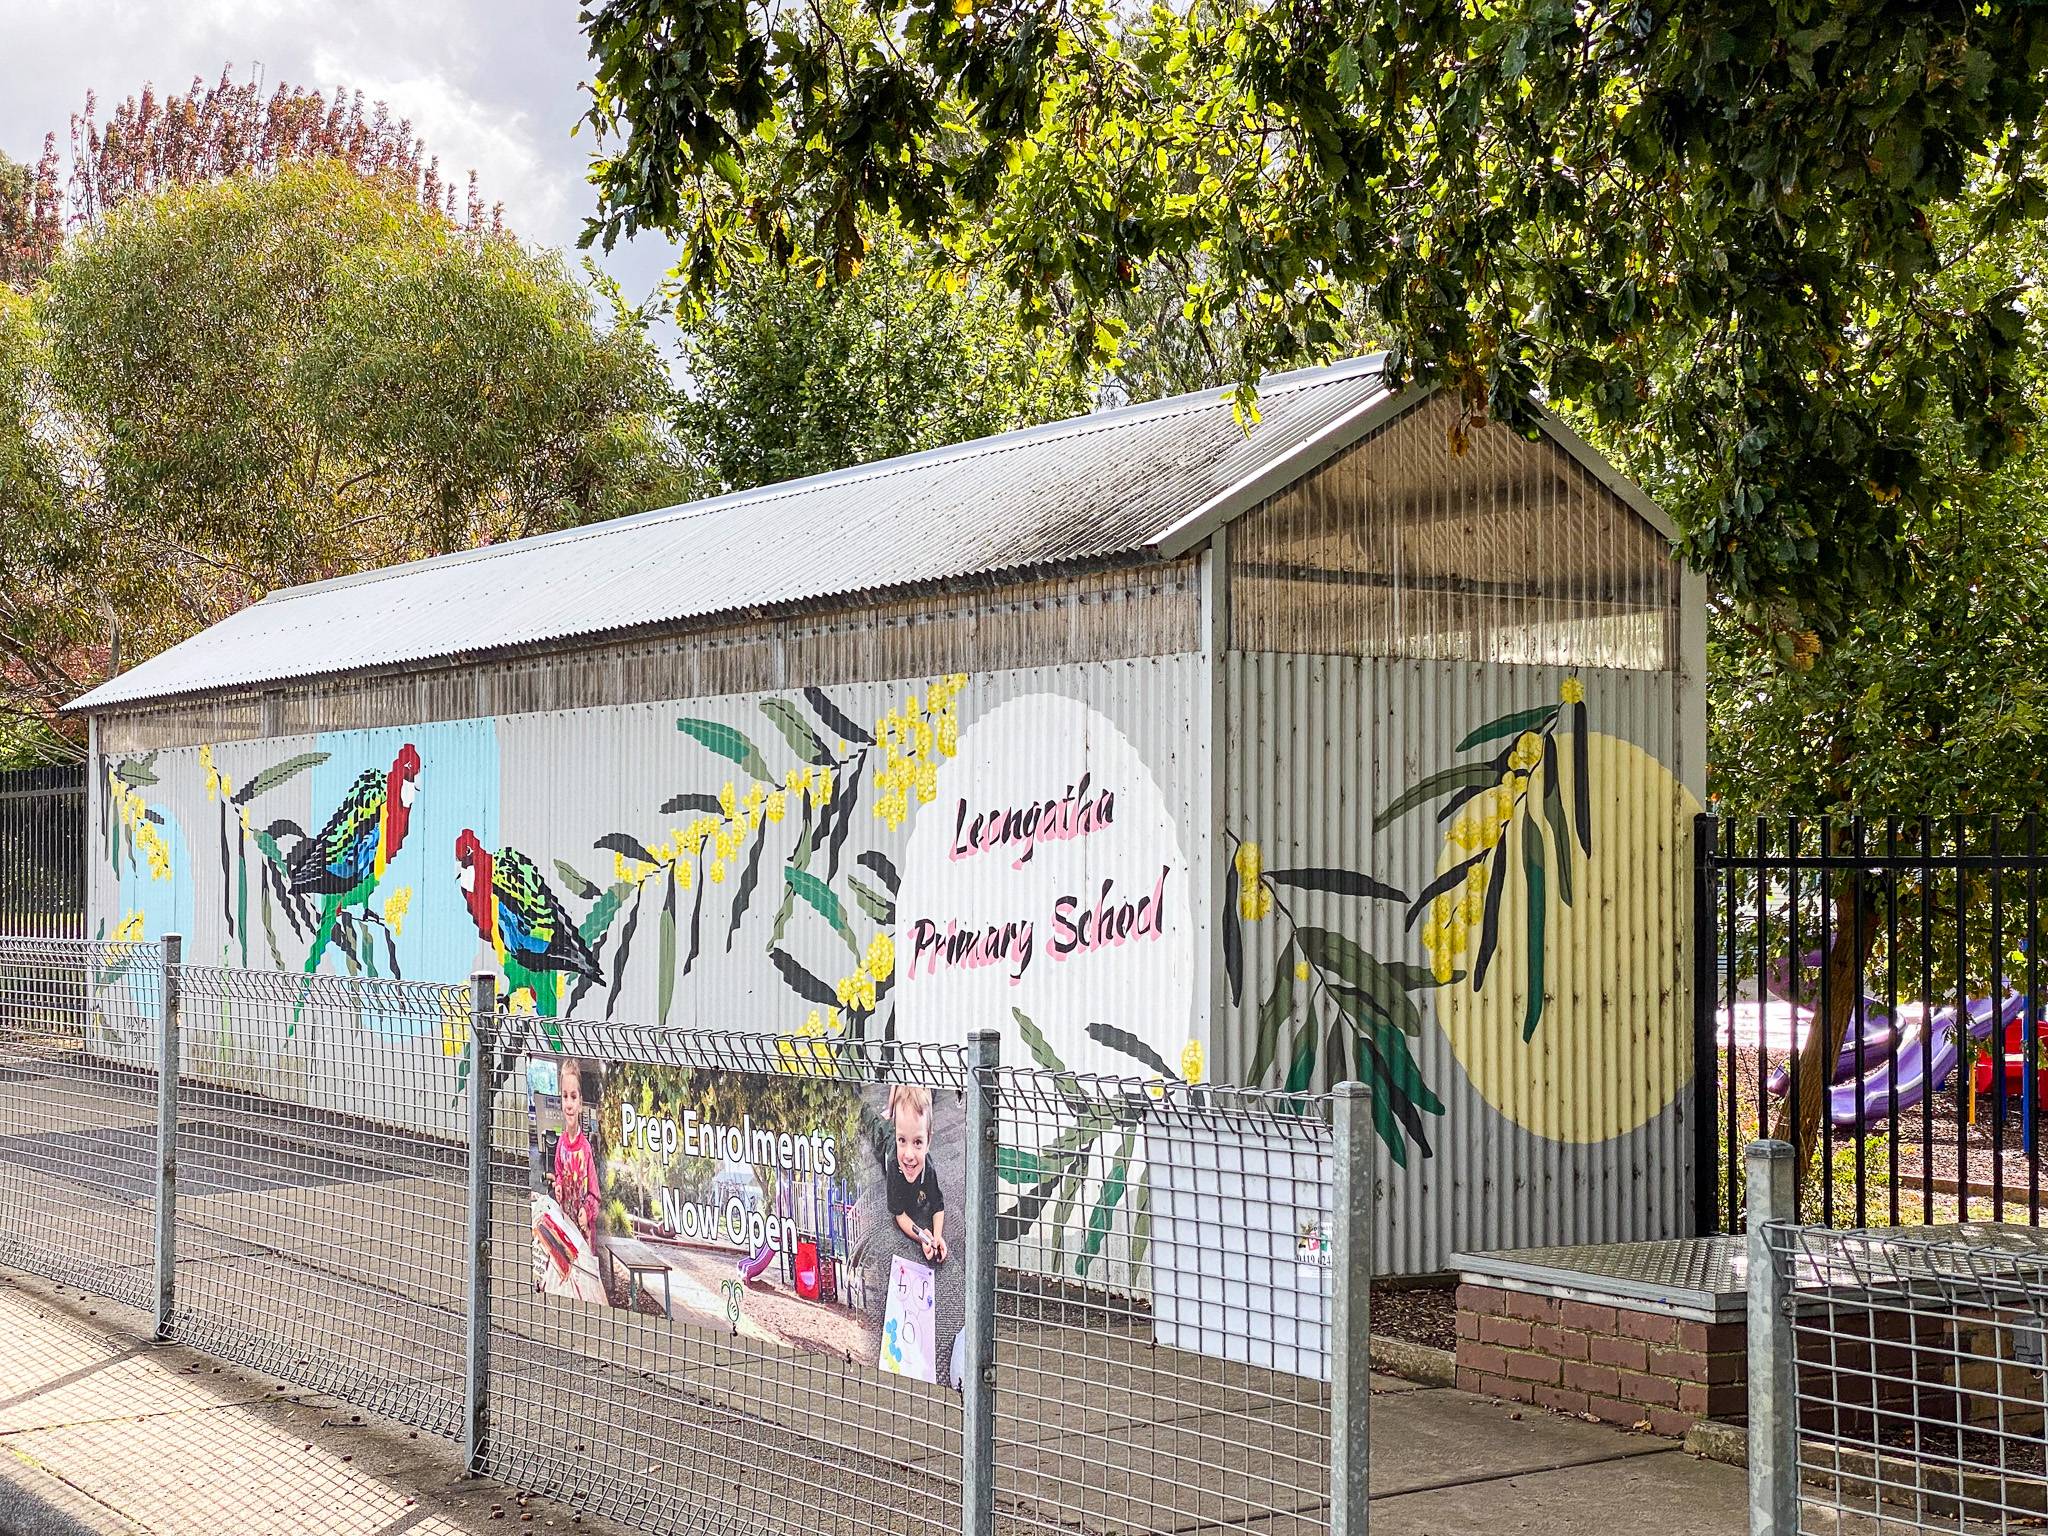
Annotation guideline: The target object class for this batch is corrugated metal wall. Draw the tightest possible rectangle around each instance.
[1221,655,1696,1271]
[1218,399,1699,1270]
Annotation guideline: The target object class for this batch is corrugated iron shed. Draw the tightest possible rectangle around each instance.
[74,355,1435,710]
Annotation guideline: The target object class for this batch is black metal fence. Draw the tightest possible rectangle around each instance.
[1698,812,2048,1234]
[0,765,84,939]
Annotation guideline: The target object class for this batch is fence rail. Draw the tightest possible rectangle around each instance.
[0,937,1365,1536]
[1699,813,2048,1234]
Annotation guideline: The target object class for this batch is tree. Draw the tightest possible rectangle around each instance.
[2,161,687,763]
[673,213,1087,493]
[579,0,2048,649]
[68,68,501,237]
[0,141,60,290]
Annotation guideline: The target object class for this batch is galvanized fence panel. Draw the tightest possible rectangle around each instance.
[993,1068,1336,1536]
[0,937,1366,1536]
[482,1020,972,1536]
[167,963,472,1438]
[1756,1220,2048,1534]
[0,936,160,1308]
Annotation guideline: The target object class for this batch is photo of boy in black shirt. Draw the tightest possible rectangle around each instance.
[885,1083,947,1263]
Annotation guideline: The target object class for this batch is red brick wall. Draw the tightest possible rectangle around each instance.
[1454,1284,1745,1438]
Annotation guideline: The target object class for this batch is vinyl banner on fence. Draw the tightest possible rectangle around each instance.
[525,1054,969,1387]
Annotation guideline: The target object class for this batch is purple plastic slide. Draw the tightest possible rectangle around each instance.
[736,1242,774,1282]
[1825,994,2029,1130]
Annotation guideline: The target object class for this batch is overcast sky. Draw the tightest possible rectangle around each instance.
[0,0,680,307]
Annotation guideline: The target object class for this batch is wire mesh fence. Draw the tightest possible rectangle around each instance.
[0,935,160,1309]
[992,1069,1335,1536]
[1741,1136,2048,1536]
[0,936,1358,1536]
[1767,1222,2048,1534]
[484,1019,975,1536]
[167,962,473,1437]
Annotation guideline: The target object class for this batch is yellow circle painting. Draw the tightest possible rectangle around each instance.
[1427,731,1701,1145]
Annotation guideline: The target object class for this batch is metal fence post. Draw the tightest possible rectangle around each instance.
[464,971,496,1475]
[1331,1080,1373,1536]
[1692,812,1722,1234]
[153,933,180,1340]
[1747,1139,1798,1536]
[962,1028,1000,1536]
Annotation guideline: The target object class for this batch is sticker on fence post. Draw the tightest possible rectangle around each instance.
[524,1050,972,1385]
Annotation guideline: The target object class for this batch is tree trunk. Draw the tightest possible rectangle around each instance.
[1771,872,1879,1193]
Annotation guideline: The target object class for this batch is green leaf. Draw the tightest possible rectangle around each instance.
[726,819,768,948]
[1456,704,1559,753]
[1375,765,1502,831]
[784,865,858,954]
[1283,1019,1320,1094]
[1248,940,1296,1085]
[1077,1130,1135,1276]
[998,1145,1048,1184]
[1296,927,1422,1035]
[1268,867,1408,903]
[657,867,678,1027]
[553,860,600,901]
[580,880,632,944]
[1012,1006,1067,1073]
[1571,700,1592,856]
[770,947,837,1006]
[231,751,329,805]
[1404,851,1489,930]
[115,753,159,788]
[1223,883,1244,1005]
[1472,838,1511,989]
[1539,736,1574,908]
[661,792,723,815]
[849,875,895,925]
[676,717,773,780]
[1127,1182,1152,1285]
[596,831,658,865]
[1086,1021,1175,1078]
[768,798,814,950]
[760,697,833,765]
[1522,806,1548,1042]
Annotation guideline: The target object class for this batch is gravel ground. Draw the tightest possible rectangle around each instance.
[1372,1281,1456,1351]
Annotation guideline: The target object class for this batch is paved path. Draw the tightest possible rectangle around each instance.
[0,1268,636,1536]
[0,1262,1761,1536]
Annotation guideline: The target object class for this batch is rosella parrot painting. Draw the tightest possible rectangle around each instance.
[456,830,602,1018]
[286,744,421,1019]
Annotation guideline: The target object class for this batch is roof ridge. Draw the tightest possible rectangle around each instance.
[260,353,1391,606]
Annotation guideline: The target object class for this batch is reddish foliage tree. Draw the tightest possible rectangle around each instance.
[69,66,503,235]
[0,136,62,290]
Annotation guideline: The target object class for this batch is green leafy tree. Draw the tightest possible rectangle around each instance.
[674,213,1086,493]
[579,0,2048,647]
[1,161,687,763]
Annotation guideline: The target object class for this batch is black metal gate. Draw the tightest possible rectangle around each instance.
[1696,812,2048,1233]
[0,765,86,938]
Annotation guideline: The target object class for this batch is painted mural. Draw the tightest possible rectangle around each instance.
[89,652,1695,1272]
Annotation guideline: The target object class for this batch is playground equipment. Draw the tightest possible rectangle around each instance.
[1756,949,2040,1132]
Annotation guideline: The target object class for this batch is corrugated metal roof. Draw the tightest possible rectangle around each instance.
[75,355,1406,710]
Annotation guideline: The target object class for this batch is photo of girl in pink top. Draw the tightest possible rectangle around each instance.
[552,1057,601,1240]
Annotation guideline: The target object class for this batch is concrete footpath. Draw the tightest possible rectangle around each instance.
[0,1269,633,1536]
[0,1264,1762,1536]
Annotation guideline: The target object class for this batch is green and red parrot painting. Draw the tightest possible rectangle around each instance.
[284,743,421,1025]
[456,829,604,1024]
